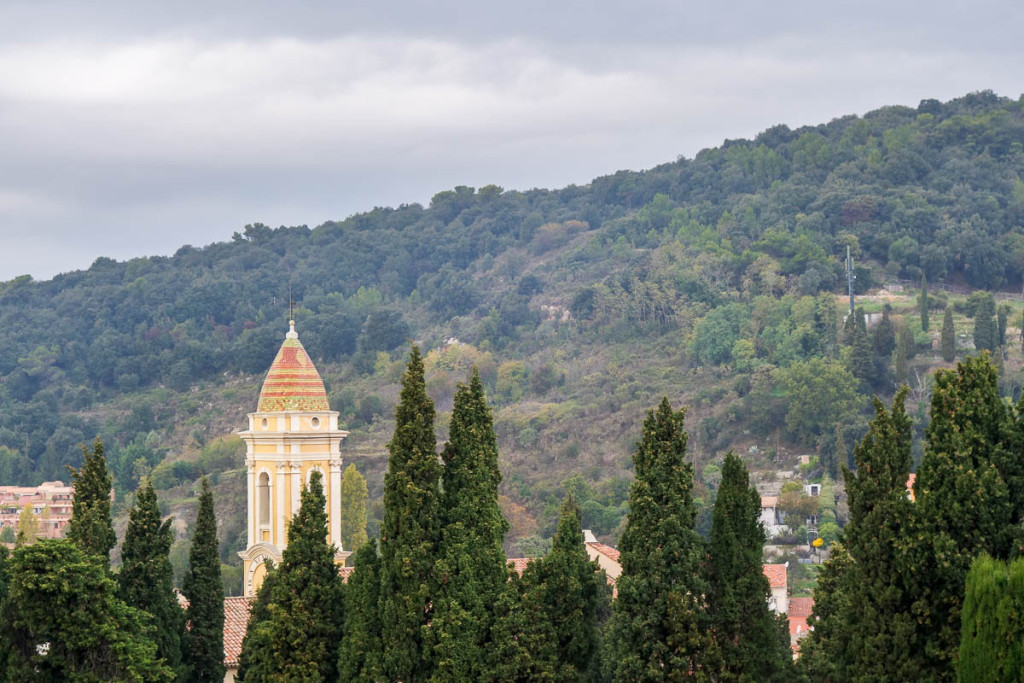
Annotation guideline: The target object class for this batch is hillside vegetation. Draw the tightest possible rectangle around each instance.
[2,90,1024,564]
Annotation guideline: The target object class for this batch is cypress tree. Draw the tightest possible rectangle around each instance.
[430,369,510,680]
[893,325,910,386]
[338,543,384,682]
[236,560,277,683]
[834,422,848,475]
[839,390,918,681]
[245,471,346,682]
[119,480,185,679]
[873,306,896,358]
[957,553,1024,682]
[849,308,874,384]
[998,305,1009,348]
[841,308,857,346]
[920,275,929,332]
[706,451,791,681]
[66,437,116,563]
[973,293,996,352]
[941,308,956,362]
[183,477,225,683]
[1,539,173,681]
[908,354,1016,679]
[379,346,441,682]
[531,495,609,681]
[798,543,853,680]
[609,398,714,680]
[340,463,369,553]
[489,565,557,681]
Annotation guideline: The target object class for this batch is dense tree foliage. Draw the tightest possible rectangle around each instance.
[118,481,185,680]
[183,477,225,683]
[0,540,173,682]
[236,560,276,683]
[609,398,713,680]
[429,369,510,679]
[958,553,1024,682]
[66,438,116,563]
[337,543,384,682]
[706,452,791,681]
[379,347,441,682]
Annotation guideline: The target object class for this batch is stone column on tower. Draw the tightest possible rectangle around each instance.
[330,458,343,549]
[246,462,256,547]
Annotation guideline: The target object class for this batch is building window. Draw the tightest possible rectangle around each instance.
[310,416,320,429]
[258,472,270,527]
[261,417,269,429]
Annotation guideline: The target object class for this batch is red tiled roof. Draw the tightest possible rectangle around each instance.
[507,557,535,575]
[788,597,814,618]
[223,596,254,668]
[587,542,620,562]
[339,566,356,582]
[762,564,787,589]
[907,473,917,502]
[761,496,778,508]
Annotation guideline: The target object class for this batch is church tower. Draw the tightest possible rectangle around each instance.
[237,320,350,596]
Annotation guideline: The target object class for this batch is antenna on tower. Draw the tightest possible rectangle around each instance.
[845,245,856,316]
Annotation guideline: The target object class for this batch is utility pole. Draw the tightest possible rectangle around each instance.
[845,245,856,316]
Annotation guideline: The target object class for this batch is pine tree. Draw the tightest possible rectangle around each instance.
[957,553,1024,682]
[706,451,791,681]
[973,292,997,352]
[839,389,918,681]
[941,308,956,362]
[488,565,557,681]
[0,539,173,681]
[873,305,896,358]
[183,477,225,683]
[338,543,384,682]
[245,471,346,682]
[609,398,714,680]
[908,354,1016,679]
[119,480,185,679]
[379,346,441,682]
[66,437,116,563]
[429,369,510,680]
[340,463,369,553]
[236,560,276,683]
[920,275,929,332]
[531,495,609,681]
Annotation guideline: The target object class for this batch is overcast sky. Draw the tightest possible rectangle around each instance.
[0,1,1021,281]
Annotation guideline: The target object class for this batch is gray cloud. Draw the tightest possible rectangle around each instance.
[0,1,1021,279]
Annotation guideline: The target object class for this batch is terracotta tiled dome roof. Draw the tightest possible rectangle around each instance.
[256,322,330,412]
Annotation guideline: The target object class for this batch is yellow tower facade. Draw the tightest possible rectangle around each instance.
[237,320,350,597]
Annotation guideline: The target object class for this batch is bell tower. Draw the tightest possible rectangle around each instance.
[237,320,350,596]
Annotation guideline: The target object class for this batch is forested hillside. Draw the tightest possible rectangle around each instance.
[2,91,1024,565]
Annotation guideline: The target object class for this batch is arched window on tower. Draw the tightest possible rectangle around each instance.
[258,472,270,528]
